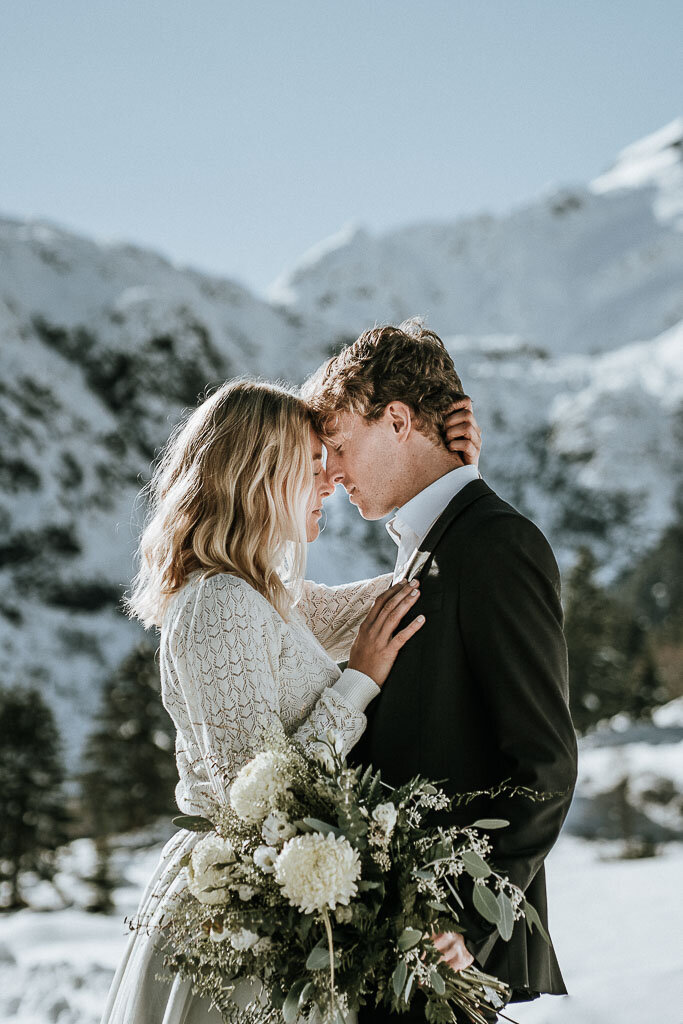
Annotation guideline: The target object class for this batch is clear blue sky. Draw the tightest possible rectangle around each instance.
[2,1,681,294]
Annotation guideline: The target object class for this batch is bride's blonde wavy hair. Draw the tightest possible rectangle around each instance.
[127,378,313,628]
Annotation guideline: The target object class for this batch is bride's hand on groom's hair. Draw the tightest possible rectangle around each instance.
[443,396,482,466]
[348,581,425,688]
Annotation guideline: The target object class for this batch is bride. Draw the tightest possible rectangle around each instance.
[102,378,481,1023]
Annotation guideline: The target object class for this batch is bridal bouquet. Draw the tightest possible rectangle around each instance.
[163,729,548,1024]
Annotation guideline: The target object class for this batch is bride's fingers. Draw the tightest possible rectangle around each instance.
[376,587,421,640]
[447,437,480,460]
[444,418,481,444]
[444,395,473,413]
[444,412,481,435]
[364,581,418,628]
[389,613,425,650]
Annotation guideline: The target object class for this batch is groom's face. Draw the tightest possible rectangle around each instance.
[324,410,403,520]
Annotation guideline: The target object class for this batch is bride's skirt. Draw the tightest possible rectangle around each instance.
[101,829,356,1024]
[101,829,224,1023]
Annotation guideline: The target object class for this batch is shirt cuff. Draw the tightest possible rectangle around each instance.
[332,668,380,713]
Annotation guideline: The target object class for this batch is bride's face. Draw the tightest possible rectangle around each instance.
[305,426,334,542]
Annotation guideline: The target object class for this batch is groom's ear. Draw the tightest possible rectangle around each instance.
[384,401,413,441]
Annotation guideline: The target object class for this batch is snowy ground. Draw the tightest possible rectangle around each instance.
[1,835,681,1024]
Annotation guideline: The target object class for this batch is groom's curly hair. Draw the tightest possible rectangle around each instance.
[302,317,465,443]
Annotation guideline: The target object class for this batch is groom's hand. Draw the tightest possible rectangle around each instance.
[431,930,474,973]
[443,396,482,465]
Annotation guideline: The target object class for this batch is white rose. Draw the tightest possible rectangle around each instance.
[262,810,297,846]
[274,832,361,914]
[230,928,260,951]
[230,751,292,823]
[188,834,238,905]
[253,845,278,874]
[372,802,398,835]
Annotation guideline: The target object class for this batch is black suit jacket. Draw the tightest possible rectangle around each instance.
[352,479,578,1015]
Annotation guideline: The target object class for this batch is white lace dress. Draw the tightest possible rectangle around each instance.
[101,571,391,1024]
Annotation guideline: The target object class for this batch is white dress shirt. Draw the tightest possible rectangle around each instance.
[386,464,481,579]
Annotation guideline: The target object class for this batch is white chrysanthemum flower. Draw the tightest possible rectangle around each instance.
[372,801,398,835]
[253,845,278,874]
[230,928,260,951]
[262,810,297,846]
[274,832,361,914]
[187,834,238,905]
[229,751,292,823]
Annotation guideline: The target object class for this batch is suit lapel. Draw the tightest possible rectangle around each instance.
[394,478,494,583]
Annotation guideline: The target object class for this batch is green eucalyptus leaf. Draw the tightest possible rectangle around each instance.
[171,814,213,832]
[306,945,333,970]
[282,980,307,1023]
[299,982,314,1008]
[397,927,423,951]
[427,901,450,912]
[461,850,492,879]
[302,817,343,837]
[392,960,407,997]
[358,880,382,891]
[473,884,502,926]
[471,818,510,829]
[497,892,515,941]
[429,969,446,995]
[523,900,550,943]
[415,869,435,880]
[271,988,285,1010]
[404,970,415,1003]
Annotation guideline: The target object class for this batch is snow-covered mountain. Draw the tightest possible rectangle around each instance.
[270,118,683,356]
[1,121,682,766]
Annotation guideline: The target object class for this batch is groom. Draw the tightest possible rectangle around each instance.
[303,320,578,1022]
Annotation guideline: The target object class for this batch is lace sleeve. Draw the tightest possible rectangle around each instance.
[170,576,369,806]
[295,573,393,661]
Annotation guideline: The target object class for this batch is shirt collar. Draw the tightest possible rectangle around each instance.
[386,464,481,550]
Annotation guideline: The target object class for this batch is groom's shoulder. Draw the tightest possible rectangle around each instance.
[448,483,558,571]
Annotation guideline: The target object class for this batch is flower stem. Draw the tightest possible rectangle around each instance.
[321,906,335,1000]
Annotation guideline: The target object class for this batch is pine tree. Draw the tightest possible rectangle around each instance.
[0,686,68,909]
[565,548,668,731]
[622,627,664,721]
[80,643,177,838]
[564,548,624,732]
[83,837,116,914]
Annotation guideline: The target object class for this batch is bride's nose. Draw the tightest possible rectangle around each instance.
[318,470,335,499]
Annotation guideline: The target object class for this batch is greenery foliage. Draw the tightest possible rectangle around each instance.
[0,686,69,908]
[79,642,177,837]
